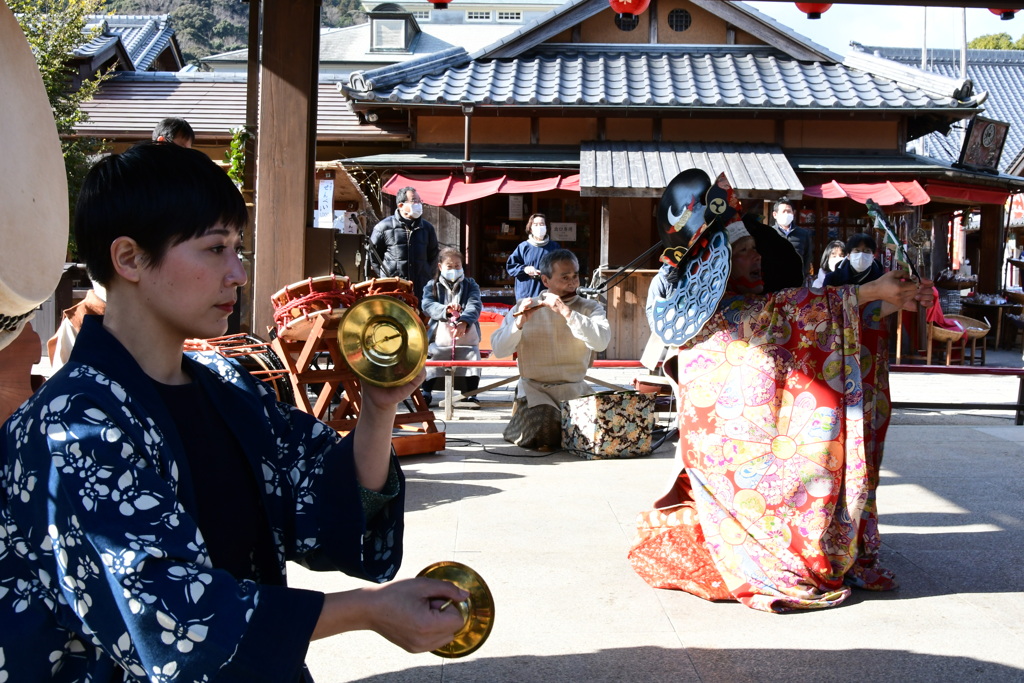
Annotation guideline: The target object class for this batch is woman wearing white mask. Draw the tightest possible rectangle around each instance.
[811,239,847,288]
[825,233,884,286]
[420,248,483,408]
[505,212,562,300]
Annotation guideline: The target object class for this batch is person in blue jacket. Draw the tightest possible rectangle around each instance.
[505,212,561,300]
[0,143,466,682]
[420,248,483,408]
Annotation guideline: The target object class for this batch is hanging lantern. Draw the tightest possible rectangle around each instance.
[609,0,651,19]
[795,3,832,19]
[988,8,1020,20]
[432,0,452,9]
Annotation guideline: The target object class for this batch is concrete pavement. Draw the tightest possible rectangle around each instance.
[290,357,1024,682]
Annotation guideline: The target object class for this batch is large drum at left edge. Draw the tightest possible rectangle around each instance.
[0,1,69,351]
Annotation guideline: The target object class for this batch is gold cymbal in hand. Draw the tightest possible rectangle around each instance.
[417,561,494,658]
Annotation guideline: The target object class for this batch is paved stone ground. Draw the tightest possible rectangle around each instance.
[289,349,1024,682]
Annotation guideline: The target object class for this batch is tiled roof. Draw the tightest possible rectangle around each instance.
[580,141,803,198]
[75,72,409,142]
[346,44,983,111]
[860,45,1024,174]
[78,15,179,71]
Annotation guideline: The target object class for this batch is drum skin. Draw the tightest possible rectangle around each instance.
[0,2,68,347]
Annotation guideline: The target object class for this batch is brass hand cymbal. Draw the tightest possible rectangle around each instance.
[336,295,427,387]
[417,561,494,658]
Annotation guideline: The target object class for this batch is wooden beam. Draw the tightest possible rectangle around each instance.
[251,0,321,337]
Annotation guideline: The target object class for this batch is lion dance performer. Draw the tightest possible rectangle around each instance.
[629,170,932,612]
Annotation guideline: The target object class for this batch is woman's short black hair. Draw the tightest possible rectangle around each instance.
[75,142,249,285]
[844,232,877,254]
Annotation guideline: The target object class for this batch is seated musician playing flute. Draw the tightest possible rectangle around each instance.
[490,248,611,450]
[0,142,466,681]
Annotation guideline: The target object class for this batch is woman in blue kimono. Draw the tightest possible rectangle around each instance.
[0,143,467,682]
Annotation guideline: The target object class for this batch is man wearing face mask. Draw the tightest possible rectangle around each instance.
[369,186,440,296]
[770,198,814,282]
[825,233,884,286]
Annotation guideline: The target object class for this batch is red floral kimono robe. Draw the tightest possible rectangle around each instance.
[629,286,896,612]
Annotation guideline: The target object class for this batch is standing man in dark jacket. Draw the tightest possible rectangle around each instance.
[770,198,814,283]
[369,186,440,296]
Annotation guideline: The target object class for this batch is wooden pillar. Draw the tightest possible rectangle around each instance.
[251,0,321,337]
[600,197,611,268]
[979,204,1004,294]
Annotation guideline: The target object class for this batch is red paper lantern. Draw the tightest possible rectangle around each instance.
[988,8,1020,20]
[432,0,452,8]
[609,0,651,19]
[795,3,832,19]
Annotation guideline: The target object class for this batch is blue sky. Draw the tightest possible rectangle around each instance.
[747,2,1024,55]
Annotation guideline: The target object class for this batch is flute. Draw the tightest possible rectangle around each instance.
[511,304,543,318]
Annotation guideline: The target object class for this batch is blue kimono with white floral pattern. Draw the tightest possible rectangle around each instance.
[0,317,405,681]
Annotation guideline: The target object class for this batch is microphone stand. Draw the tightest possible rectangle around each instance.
[578,241,664,297]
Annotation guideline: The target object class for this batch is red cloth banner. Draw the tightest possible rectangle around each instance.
[382,173,581,206]
[802,180,930,206]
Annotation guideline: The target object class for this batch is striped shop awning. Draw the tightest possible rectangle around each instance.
[579,141,803,199]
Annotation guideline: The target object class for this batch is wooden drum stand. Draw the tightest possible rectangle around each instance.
[270,312,445,456]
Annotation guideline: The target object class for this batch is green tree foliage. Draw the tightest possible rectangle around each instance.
[12,0,110,258]
[968,32,1024,49]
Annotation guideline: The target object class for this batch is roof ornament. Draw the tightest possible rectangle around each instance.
[795,3,832,19]
[608,0,651,21]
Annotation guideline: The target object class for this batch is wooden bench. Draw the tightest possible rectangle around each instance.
[424,359,645,421]
[890,364,1024,425]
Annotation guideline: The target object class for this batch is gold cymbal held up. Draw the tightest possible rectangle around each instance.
[417,561,494,658]
[336,295,427,387]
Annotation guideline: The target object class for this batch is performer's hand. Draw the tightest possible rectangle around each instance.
[361,368,426,412]
[859,269,919,310]
[909,278,935,311]
[361,578,469,653]
[538,291,571,320]
[524,266,539,278]
[314,578,469,651]
[453,321,468,338]
[514,298,538,329]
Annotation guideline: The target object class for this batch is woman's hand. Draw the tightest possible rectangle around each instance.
[313,578,470,652]
[360,368,426,412]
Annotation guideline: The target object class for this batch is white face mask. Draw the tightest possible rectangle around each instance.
[531,224,547,240]
[776,212,794,228]
[849,252,874,273]
[406,202,423,219]
[828,255,844,270]
[441,268,463,282]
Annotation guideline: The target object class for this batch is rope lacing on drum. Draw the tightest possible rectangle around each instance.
[1,311,32,332]
[272,275,357,331]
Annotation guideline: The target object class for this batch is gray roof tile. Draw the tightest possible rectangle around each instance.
[79,15,178,72]
[75,72,408,142]
[349,45,980,111]
[862,45,1024,174]
[580,141,803,198]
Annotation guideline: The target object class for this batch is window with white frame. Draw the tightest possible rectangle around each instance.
[497,11,521,21]
[410,10,430,19]
[466,11,491,21]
